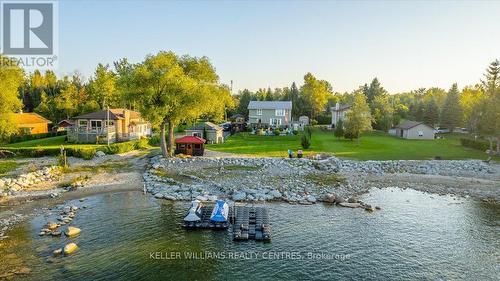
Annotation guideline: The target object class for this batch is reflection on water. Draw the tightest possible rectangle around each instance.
[0,188,499,280]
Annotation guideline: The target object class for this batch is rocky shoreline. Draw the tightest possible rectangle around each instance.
[144,155,498,204]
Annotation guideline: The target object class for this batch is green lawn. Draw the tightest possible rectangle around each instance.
[2,136,105,149]
[0,161,18,177]
[208,130,494,160]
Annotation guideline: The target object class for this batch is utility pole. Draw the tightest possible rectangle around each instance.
[107,106,110,146]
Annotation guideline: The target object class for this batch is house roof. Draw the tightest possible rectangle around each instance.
[247,101,292,110]
[186,122,223,131]
[175,136,206,144]
[396,120,433,130]
[58,119,74,126]
[13,113,52,124]
[331,104,352,111]
[72,109,141,120]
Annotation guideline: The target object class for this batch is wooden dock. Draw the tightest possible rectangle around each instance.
[183,204,271,242]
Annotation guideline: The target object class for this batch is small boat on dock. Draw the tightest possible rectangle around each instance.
[183,200,203,228]
[210,200,229,227]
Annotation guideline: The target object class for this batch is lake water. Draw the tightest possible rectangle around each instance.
[0,188,499,280]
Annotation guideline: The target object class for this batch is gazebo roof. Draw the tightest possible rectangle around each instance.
[175,136,206,144]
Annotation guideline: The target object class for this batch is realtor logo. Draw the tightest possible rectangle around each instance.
[1,1,58,69]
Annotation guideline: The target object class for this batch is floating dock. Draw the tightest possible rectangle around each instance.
[232,206,271,242]
[183,204,271,242]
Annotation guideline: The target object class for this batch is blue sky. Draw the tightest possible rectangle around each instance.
[58,0,500,93]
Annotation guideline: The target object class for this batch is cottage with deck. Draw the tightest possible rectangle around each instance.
[247,101,292,127]
[392,121,435,140]
[67,109,151,143]
[185,122,224,144]
[13,112,52,135]
[331,103,351,127]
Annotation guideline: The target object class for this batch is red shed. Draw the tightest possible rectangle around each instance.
[175,136,206,156]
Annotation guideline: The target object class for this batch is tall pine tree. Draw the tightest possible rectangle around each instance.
[440,83,462,131]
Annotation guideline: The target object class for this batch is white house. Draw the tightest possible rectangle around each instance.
[247,101,292,127]
[331,103,352,127]
[392,121,435,140]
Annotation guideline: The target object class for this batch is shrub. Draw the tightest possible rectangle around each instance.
[310,119,319,126]
[301,134,311,149]
[334,119,344,139]
[136,138,150,149]
[460,138,490,151]
[292,130,299,135]
[273,129,281,136]
[304,126,313,139]
[344,130,358,141]
[148,135,161,146]
[69,147,96,160]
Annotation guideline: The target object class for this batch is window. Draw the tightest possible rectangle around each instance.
[418,130,423,137]
[270,118,282,126]
[193,132,201,137]
[79,120,88,128]
[90,120,102,130]
[275,109,285,116]
[256,109,263,115]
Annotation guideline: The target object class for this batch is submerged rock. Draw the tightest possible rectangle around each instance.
[63,243,79,255]
[338,202,361,208]
[65,226,81,237]
[53,248,63,256]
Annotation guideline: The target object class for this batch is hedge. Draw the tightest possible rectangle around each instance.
[9,131,67,144]
[2,138,151,159]
[459,138,490,151]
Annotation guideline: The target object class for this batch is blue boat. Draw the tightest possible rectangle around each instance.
[210,200,229,222]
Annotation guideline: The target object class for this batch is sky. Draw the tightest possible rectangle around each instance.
[57,0,500,93]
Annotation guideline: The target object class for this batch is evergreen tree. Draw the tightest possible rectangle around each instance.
[334,119,344,139]
[422,99,439,127]
[481,59,500,92]
[440,83,462,131]
[364,78,386,105]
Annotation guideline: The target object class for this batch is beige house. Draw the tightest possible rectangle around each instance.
[331,103,351,127]
[67,109,151,143]
[185,122,224,144]
[393,121,435,140]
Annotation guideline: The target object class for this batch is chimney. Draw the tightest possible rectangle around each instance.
[123,109,130,134]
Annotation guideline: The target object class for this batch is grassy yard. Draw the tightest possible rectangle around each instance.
[0,161,19,177]
[2,135,105,149]
[208,130,494,160]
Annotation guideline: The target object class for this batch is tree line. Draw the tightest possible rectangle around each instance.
[0,52,233,157]
[0,51,498,154]
[230,61,499,150]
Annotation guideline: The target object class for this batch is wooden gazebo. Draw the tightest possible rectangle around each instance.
[175,136,206,156]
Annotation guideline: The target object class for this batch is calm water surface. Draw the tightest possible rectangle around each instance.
[0,188,499,280]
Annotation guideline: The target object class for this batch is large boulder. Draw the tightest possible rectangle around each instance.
[63,243,79,255]
[321,193,336,203]
[46,221,58,230]
[347,197,359,203]
[268,190,282,199]
[306,195,317,203]
[154,193,164,199]
[95,151,106,157]
[334,197,345,204]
